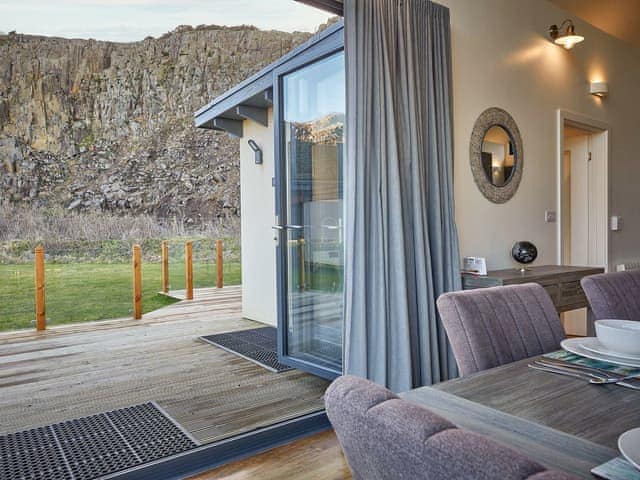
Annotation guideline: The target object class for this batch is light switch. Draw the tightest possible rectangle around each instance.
[611,216,622,231]
[545,210,557,223]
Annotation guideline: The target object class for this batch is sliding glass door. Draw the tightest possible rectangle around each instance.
[276,51,345,379]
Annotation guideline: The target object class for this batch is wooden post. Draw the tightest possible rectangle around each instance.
[132,245,142,319]
[216,239,223,289]
[185,241,193,300]
[34,246,46,331]
[161,240,169,294]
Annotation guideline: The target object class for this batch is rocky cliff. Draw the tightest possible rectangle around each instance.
[0,25,311,224]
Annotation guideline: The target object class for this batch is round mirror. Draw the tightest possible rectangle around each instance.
[470,108,523,204]
[481,125,516,187]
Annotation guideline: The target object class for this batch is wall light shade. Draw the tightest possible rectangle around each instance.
[248,139,263,164]
[549,20,584,49]
[590,81,609,98]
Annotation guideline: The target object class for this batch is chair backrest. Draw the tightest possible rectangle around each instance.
[581,270,640,321]
[325,375,577,480]
[437,283,565,376]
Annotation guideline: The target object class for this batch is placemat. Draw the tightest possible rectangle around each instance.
[544,350,640,376]
[592,456,640,480]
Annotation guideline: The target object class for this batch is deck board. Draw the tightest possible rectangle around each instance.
[0,286,329,444]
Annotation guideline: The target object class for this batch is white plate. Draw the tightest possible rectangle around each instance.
[619,428,640,471]
[580,337,640,362]
[561,338,640,369]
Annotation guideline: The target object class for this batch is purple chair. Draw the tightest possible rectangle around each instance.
[325,375,577,480]
[581,270,640,321]
[436,283,565,376]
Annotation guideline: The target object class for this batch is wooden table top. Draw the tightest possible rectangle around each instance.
[401,355,640,479]
[464,265,605,282]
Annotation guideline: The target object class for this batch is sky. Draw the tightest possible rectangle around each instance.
[0,0,333,42]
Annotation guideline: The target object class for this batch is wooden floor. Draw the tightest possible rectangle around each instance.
[0,286,329,444]
[190,430,352,480]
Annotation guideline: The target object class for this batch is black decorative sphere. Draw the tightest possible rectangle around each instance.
[512,241,538,266]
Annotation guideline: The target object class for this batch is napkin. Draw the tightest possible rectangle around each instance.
[592,457,640,480]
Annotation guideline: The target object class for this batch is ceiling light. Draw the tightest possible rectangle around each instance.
[549,20,584,49]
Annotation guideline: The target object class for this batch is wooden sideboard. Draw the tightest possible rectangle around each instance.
[462,265,605,335]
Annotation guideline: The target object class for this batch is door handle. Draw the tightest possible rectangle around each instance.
[272,225,304,231]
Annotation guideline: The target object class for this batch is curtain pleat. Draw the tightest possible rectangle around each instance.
[344,0,461,391]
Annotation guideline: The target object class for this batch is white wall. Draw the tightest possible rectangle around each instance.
[437,0,640,270]
[239,109,277,326]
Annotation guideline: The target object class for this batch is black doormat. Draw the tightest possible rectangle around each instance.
[200,327,293,373]
[0,402,199,480]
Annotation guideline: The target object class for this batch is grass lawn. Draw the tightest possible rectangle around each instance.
[0,262,241,331]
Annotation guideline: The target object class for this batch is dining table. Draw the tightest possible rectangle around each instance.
[400,354,640,479]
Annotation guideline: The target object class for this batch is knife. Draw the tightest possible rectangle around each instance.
[537,357,639,381]
[529,362,640,390]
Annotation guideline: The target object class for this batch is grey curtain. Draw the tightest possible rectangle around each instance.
[343,0,461,391]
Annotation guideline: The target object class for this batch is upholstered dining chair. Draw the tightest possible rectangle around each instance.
[581,270,640,321]
[437,283,565,376]
[325,375,577,480]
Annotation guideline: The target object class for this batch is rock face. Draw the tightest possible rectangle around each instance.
[0,26,311,223]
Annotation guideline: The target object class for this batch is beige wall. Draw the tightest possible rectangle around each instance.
[239,109,277,326]
[438,0,640,270]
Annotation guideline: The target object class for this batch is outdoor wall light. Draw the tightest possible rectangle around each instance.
[590,81,609,98]
[549,20,584,49]
[248,139,263,164]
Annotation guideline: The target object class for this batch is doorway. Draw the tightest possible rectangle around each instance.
[558,112,608,335]
[274,49,346,379]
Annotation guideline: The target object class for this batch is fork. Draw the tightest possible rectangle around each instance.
[536,357,640,382]
[529,362,640,390]
[529,363,615,384]
[536,357,640,380]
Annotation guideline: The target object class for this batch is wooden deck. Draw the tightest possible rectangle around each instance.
[0,286,329,444]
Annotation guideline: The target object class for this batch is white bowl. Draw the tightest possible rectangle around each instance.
[595,320,640,356]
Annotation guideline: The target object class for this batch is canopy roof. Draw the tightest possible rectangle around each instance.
[194,21,344,137]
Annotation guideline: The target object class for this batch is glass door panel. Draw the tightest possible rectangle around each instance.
[280,51,345,376]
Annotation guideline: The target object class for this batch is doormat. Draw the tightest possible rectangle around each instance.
[0,402,199,480]
[200,327,293,373]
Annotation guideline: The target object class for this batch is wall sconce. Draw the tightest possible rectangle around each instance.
[248,139,263,164]
[549,20,584,49]
[590,81,608,98]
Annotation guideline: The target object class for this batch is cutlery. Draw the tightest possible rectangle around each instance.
[529,363,612,384]
[617,380,640,391]
[536,358,640,381]
[529,363,640,390]
[537,359,640,386]
[532,360,624,383]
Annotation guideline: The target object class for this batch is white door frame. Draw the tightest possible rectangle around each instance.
[556,109,609,269]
